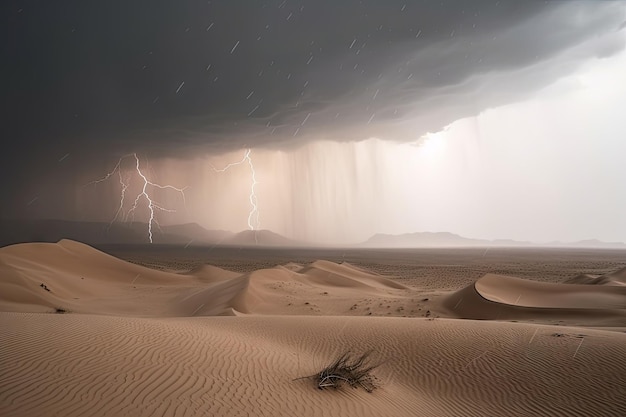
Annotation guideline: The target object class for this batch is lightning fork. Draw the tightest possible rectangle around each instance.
[84,153,189,243]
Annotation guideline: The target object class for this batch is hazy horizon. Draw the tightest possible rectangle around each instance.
[4,217,626,248]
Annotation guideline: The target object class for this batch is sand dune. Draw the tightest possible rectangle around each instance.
[0,239,197,315]
[476,273,626,309]
[0,240,411,317]
[442,273,626,326]
[2,240,626,416]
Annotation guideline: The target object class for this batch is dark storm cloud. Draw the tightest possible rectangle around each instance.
[4,1,624,154]
[1,0,625,204]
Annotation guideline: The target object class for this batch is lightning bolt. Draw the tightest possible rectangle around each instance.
[210,148,260,231]
[84,153,188,243]
[246,150,260,231]
[111,168,130,224]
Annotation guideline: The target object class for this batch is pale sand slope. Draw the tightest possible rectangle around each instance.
[1,240,626,416]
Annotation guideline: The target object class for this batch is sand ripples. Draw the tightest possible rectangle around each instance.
[2,314,626,417]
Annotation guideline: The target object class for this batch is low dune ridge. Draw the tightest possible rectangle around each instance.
[604,266,626,285]
[2,240,626,416]
[299,260,408,290]
[564,267,626,286]
[228,260,411,316]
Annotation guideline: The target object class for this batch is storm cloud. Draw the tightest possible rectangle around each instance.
[4,0,625,157]
[2,1,626,242]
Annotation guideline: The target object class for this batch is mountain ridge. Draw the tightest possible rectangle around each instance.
[361,231,626,249]
[1,219,624,249]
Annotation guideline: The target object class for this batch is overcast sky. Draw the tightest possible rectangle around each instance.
[2,1,626,244]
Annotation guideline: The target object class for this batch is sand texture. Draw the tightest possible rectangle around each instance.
[2,240,626,416]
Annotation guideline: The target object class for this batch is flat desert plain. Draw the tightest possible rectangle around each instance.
[2,240,626,416]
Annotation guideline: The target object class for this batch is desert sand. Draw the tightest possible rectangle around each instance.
[1,239,626,416]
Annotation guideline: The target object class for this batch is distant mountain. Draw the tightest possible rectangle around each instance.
[0,219,234,247]
[0,219,308,248]
[362,232,531,248]
[221,229,304,247]
[362,232,626,248]
[153,223,234,245]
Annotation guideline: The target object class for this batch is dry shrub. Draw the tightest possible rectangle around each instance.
[295,351,381,392]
